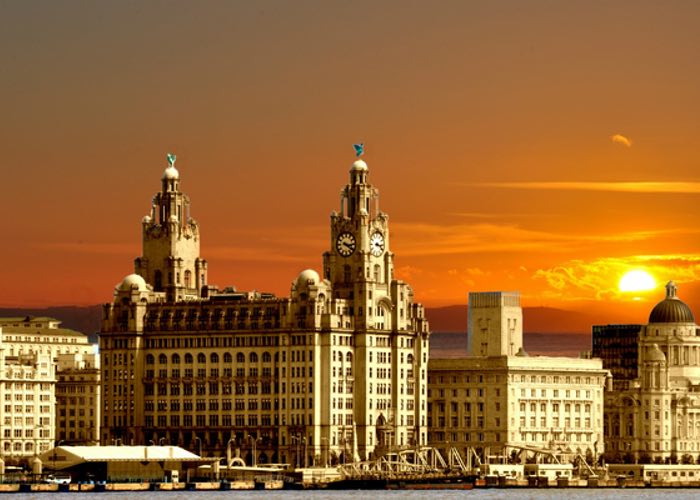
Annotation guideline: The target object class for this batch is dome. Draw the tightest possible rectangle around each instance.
[142,215,152,224]
[351,159,368,172]
[169,214,178,223]
[645,344,666,363]
[295,269,320,289]
[648,281,695,324]
[117,273,148,292]
[162,165,180,180]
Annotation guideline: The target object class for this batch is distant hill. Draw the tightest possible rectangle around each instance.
[429,331,591,358]
[0,303,599,337]
[424,304,598,334]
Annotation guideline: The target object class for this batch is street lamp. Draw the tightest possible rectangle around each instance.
[248,435,261,466]
[159,437,167,446]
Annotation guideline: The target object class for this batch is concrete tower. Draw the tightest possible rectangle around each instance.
[134,156,207,302]
[467,291,523,356]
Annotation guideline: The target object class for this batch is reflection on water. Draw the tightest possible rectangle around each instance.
[14,489,700,500]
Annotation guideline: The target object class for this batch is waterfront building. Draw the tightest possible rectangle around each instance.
[99,154,430,466]
[0,328,54,463]
[429,291,607,461]
[55,353,100,445]
[0,317,99,462]
[600,282,700,462]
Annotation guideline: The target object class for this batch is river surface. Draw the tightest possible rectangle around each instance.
[11,490,700,499]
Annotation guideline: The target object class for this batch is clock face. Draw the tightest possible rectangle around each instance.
[336,232,356,257]
[370,231,385,256]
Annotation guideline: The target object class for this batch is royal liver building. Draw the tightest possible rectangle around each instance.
[99,154,430,466]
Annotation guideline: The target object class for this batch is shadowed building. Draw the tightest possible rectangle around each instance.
[99,154,430,466]
[592,324,642,391]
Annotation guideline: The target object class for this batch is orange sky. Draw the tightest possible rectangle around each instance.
[2,1,699,326]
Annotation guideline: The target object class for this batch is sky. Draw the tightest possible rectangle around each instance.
[2,1,699,327]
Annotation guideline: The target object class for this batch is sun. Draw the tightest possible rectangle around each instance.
[619,270,656,292]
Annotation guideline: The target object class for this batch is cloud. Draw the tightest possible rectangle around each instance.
[390,222,695,258]
[611,134,632,147]
[533,254,700,302]
[474,181,700,194]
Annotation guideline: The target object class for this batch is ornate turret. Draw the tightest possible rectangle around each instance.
[134,154,208,302]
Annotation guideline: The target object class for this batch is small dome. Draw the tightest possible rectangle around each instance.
[645,344,666,363]
[351,159,368,172]
[295,269,320,289]
[648,281,695,324]
[142,215,152,224]
[118,274,148,292]
[169,214,178,223]
[162,165,180,180]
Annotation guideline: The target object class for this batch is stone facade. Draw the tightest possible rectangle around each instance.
[0,328,54,462]
[0,317,99,461]
[429,291,607,461]
[601,282,700,462]
[55,353,100,445]
[99,156,430,467]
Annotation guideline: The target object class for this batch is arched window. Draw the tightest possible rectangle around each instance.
[25,442,33,452]
[184,270,192,288]
[159,354,167,364]
[262,352,271,363]
[236,353,245,363]
[249,352,258,363]
[146,354,155,365]
[374,264,381,283]
[197,353,206,364]
[171,353,180,364]
[224,352,232,363]
[184,353,193,364]
[210,353,219,364]
[346,352,353,363]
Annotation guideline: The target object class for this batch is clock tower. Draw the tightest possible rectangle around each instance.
[323,157,396,330]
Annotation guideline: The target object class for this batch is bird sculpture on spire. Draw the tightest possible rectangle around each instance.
[167,153,177,167]
[353,143,364,158]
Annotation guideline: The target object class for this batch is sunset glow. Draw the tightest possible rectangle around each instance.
[619,270,656,293]
[1,2,699,331]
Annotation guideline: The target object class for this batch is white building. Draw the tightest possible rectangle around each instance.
[0,316,100,455]
[100,153,430,466]
[602,281,700,462]
[0,327,55,463]
[429,291,607,462]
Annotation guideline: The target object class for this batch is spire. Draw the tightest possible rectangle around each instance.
[666,281,678,299]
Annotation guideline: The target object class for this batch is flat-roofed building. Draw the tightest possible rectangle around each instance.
[429,290,607,462]
[56,353,100,445]
[0,317,99,449]
[0,328,55,463]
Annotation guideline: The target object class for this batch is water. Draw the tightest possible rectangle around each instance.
[11,490,700,499]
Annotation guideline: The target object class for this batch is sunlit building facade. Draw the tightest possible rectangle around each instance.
[99,155,430,466]
[0,317,99,462]
[601,282,700,462]
[429,291,607,461]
